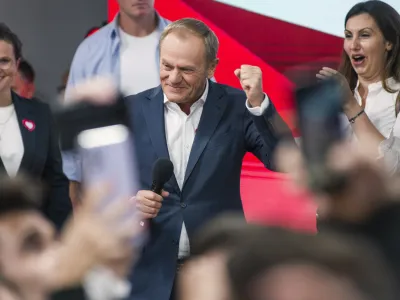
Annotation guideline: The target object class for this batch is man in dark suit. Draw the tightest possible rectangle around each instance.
[126,18,293,300]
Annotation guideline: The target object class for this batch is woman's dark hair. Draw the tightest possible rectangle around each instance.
[338,1,400,104]
[0,23,22,60]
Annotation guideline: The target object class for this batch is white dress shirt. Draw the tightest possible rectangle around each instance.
[163,81,270,258]
[353,78,398,139]
[345,78,400,174]
[164,82,208,258]
[84,266,131,300]
[0,104,24,177]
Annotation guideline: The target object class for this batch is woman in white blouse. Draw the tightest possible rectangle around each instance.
[0,23,71,228]
[317,1,400,174]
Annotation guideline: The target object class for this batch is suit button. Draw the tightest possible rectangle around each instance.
[180,203,187,208]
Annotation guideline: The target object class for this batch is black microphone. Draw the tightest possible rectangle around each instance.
[150,158,174,194]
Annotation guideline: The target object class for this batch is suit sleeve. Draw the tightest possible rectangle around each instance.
[244,98,294,171]
[42,104,73,230]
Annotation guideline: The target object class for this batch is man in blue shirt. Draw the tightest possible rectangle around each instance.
[63,0,170,205]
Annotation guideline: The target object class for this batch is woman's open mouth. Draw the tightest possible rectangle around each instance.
[351,55,366,66]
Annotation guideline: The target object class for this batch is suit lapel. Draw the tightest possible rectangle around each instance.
[13,92,36,173]
[142,86,170,159]
[183,81,227,187]
[142,86,180,192]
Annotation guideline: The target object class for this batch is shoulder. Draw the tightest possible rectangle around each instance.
[20,94,50,110]
[72,23,114,58]
[13,93,52,120]
[124,86,161,102]
[158,13,171,28]
[32,99,52,117]
[209,81,246,101]
[386,78,400,92]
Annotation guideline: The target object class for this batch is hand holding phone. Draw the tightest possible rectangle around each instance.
[77,124,146,248]
[296,78,347,193]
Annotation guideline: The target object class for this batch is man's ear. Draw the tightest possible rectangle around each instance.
[207,58,219,79]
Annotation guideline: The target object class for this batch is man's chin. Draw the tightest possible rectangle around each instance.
[164,93,185,103]
[167,98,185,104]
[130,7,153,18]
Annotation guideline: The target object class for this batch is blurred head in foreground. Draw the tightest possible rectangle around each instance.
[276,137,393,224]
[227,228,397,300]
[0,175,54,300]
[178,213,264,300]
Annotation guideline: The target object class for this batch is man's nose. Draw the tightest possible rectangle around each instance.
[169,69,182,84]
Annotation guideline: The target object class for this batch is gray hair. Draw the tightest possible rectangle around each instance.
[160,18,219,64]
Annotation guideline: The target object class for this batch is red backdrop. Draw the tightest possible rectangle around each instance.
[106,0,343,232]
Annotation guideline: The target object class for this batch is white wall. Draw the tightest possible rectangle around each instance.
[216,0,400,37]
[0,0,107,101]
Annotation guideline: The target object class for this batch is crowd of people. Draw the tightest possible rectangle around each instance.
[0,0,400,300]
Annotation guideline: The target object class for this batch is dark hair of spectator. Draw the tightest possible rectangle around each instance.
[191,213,264,256]
[227,228,397,300]
[18,59,35,83]
[0,175,43,217]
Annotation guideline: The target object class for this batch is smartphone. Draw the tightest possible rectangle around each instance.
[54,95,128,151]
[296,78,346,193]
[77,124,146,247]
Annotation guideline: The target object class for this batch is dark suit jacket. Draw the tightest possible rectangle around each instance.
[0,92,72,229]
[125,81,291,300]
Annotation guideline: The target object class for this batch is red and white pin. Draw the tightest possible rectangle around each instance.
[22,119,35,132]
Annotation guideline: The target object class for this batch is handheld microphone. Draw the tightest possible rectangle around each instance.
[151,158,174,194]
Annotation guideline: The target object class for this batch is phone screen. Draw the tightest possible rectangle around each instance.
[77,124,146,247]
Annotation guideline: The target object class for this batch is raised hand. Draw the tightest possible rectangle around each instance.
[316,67,355,108]
[234,65,265,107]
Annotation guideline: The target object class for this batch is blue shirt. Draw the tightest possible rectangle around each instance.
[65,12,170,100]
[62,13,170,182]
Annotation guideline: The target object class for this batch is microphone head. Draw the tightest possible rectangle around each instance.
[152,158,174,186]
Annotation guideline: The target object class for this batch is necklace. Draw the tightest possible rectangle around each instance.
[0,108,15,140]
